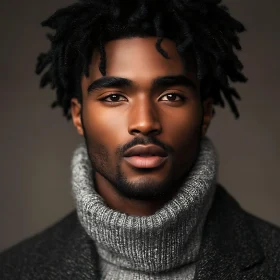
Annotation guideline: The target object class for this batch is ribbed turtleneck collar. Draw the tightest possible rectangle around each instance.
[71,137,218,276]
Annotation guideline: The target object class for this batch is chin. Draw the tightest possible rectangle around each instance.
[114,175,174,201]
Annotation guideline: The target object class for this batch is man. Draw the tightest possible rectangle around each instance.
[0,0,279,279]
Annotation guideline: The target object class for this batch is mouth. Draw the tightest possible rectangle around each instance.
[123,145,168,169]
[124,156,167,169]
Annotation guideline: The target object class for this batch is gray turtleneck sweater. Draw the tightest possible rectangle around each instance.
[71,137,218,279]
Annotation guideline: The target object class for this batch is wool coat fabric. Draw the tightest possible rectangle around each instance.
[0,186,280,279]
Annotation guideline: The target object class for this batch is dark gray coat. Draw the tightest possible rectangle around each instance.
[1,186,280,279]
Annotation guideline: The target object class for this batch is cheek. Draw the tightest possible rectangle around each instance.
[164,105,202,144]
[82,103,128,152]
[164,105,202,167]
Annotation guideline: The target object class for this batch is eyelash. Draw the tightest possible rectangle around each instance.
[101,93,185,103]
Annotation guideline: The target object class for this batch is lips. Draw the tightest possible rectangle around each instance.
[123,145,168,157]
[123,145,168,169]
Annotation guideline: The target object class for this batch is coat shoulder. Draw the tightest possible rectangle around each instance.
[216,186,280,246]
[215,186,280,277]
[0,211,81,279]
[246,212,280,265]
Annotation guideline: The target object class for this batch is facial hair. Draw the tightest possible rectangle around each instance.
[81,116,202,201]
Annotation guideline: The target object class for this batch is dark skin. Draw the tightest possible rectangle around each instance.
[71,37,213,216]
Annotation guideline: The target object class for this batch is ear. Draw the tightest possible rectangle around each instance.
[71,98,84,136]
[201,97,214,136]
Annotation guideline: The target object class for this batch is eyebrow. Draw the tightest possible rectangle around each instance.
[87,74,197,93]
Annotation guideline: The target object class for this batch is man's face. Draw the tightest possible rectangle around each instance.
[72,37,212,201]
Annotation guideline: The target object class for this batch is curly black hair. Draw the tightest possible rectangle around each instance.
[36,0,247,120]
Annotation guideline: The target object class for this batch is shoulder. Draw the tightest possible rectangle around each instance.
[218,186,280,244]
[0,211,87,279]
[246,212,280,264]
[213,186,280,274]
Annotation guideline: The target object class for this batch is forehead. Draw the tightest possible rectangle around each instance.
[89,37,197,82]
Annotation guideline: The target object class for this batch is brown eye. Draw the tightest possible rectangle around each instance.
[103,94,127,102]
[160,93,183,102]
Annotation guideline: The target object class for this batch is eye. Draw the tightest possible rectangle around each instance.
[159,93,184,102]
[102,94,127,102]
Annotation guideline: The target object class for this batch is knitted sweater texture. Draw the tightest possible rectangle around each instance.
[71,137,218,279]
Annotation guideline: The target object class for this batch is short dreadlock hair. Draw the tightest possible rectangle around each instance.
[36,0,247,120]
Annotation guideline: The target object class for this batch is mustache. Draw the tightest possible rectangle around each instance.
[117,137,174,156]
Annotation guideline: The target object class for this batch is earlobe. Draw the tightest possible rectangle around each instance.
[71,98,84,136]
[202,98,214,136]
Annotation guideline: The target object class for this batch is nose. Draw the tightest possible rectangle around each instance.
[128,98,162,137]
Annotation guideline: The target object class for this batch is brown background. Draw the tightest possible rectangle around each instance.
[0,0,279,252]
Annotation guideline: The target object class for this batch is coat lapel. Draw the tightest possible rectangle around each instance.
[195,186,273,280]
[55,225,100,279]
[33,213,100,280]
